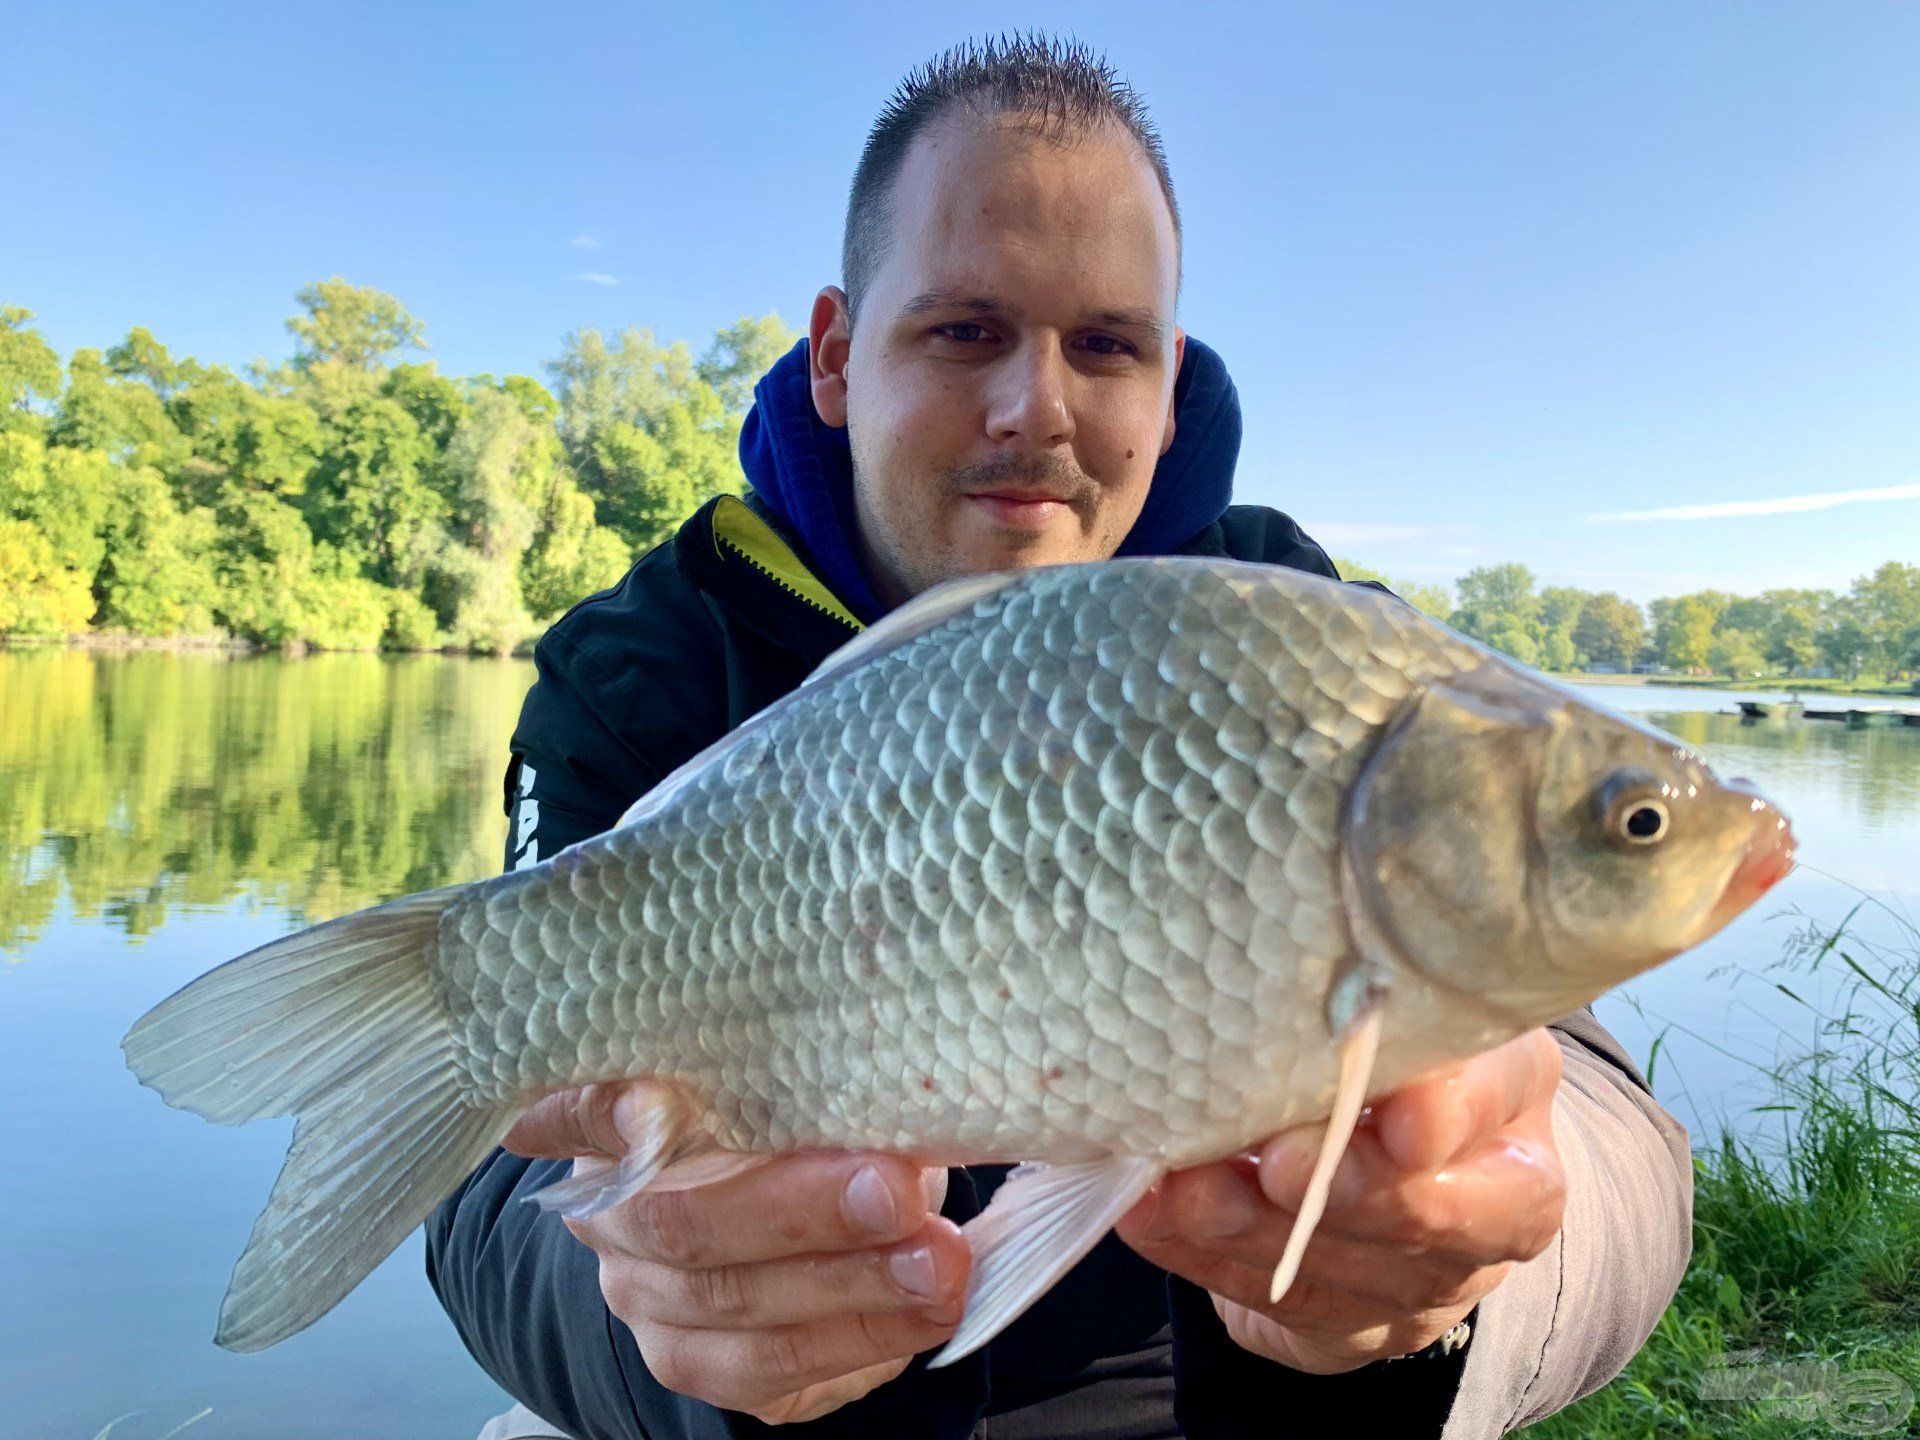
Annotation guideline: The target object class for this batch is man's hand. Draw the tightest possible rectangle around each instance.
[1115,1027,1566,1374]
[503,1083,972,1425]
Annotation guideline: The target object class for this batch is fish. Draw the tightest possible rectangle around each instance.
[121,556,1795,1361]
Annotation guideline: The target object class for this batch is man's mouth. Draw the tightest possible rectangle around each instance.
[965,488,1077,528]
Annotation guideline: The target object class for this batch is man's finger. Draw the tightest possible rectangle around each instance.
[1257,1121,1566,1263]
[636,1309,963,1413]
[503,1079,681,1160]
[1118,1162,1502,1308]
[630,1216,971,1329]
[1371,1028,1560,1172]
[599,1151,933,1266]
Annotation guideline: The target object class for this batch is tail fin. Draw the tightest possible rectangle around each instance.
[122,884,514,1352]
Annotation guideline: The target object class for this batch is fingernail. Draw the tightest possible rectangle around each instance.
[844,1164,899,1235]
[889,1243,939,1298]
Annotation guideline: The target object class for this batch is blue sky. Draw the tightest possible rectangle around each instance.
[4,1,1916,602]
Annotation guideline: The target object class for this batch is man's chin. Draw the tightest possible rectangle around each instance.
[951,509,1092,572]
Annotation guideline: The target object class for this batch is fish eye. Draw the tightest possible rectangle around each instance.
[1597,770,1673,848]
[1619,800,1670,844]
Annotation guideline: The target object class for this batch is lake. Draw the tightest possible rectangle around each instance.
[2,652,1914,1439]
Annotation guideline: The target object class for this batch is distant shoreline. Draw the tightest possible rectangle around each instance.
[1550,672,1914,699]
[0,633,538,659]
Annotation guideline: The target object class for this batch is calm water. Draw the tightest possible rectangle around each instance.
[2,655,1915,1438]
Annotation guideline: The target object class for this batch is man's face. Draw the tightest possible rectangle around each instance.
[809,113,1186,607]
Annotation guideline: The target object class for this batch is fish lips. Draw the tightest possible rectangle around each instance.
[1700,780,1797,940]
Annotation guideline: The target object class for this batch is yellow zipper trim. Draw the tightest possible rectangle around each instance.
[711,494,864,631]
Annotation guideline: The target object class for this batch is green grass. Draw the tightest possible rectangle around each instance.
[1531,903,1920,1438]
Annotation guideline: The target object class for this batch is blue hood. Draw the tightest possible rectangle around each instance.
[737,335,1241,623]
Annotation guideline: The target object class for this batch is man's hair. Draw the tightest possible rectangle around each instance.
[842,31,1182,334]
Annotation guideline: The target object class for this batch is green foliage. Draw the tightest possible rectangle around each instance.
[549,314,798,554]
[0,306,63,430]
[0,284,759,651]
[285,277,427,410]
[1572,592,1646,669]
[0,519,93,634]
[1331,557,1453,620]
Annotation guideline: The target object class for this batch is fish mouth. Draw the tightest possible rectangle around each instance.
[1700,782,1797,940]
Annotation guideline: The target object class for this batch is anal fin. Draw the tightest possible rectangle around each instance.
[927,1155,1161,1370]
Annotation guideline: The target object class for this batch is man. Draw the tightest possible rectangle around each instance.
[428,33,1692,1440]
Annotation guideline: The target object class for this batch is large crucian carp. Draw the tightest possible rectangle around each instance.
[123,556,1794,1362]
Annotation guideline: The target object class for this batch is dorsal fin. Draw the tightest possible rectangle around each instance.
[802,569,1029,690]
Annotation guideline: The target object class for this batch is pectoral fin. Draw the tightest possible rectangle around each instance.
[1268,992,1386,1304]
[926,1155,1161,1369]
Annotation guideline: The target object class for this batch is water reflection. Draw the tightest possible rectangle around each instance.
[0,649,529,953]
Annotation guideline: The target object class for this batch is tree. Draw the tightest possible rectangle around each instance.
[1330,558,1452,619]
[104,326,186,400]
[1849,562,1920,680]
[1652,593,1726,673]
[1708,629,1767,680]
[1819,609,1873,682]
[0,518,93,634]
[92,465,219,635]
[698,313,800,412]
[286,279,426,410]
[430,389,541,653]
[1538,586,1589,671]
[547,325,761,553]
[1451,564,1543,662]
[302,396,441,587]
[0,307,64,429]
[1571,592,1645,669]
[49,347,186,466]
[1756,590,1828,675]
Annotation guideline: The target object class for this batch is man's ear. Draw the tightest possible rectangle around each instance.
[1159,326,1185,456]
[810,286,852,429]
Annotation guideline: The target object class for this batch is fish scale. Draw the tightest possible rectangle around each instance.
[440,560,1478,1165]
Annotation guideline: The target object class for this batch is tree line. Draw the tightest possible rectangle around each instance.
[4,283,1913,680]
[0,281,795,653]
[1339,559,1920,684]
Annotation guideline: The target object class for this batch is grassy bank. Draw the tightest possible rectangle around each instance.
[1553,672,1916,699]
[1534,905,1920,1438]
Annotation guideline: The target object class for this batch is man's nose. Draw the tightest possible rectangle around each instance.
[986,336,1075,448]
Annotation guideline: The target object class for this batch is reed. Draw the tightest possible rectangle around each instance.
[1535,900,1920,1437]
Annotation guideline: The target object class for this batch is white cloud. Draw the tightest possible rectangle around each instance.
[1303,522,1425,546]
[570,232,603,250]
[1588,481,1920,523]
[574,272,619,287]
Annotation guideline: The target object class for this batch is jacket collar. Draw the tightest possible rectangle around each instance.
[736,334,1243,625]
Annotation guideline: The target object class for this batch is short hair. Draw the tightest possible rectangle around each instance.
[841,31,1182,334]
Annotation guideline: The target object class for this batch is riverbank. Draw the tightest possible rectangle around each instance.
[0,630,539,658]
[1553,672,1916,699]
[1534,909,1920,1438]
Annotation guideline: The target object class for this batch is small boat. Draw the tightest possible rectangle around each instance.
[1738,700,1804,723]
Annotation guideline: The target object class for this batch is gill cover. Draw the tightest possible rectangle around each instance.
[1340,665,1562,994]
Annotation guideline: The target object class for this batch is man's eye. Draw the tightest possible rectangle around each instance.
[1082,335,1133,357]
[936,323,991,343]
